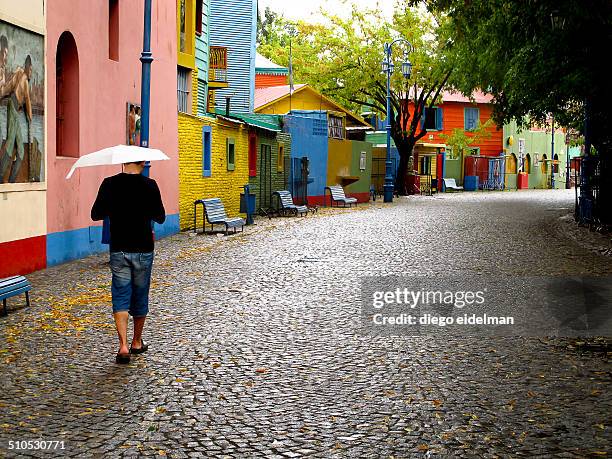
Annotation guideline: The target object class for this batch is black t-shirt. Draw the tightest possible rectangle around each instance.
[91,173,166,253]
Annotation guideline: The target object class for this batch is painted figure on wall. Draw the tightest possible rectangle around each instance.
[0,21,44,184]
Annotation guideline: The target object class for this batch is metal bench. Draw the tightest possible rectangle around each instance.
[194,198,245,235]
[0,275,31,316]
[272,190,308,217]
[443,178,464,192]
[324,185,358,208]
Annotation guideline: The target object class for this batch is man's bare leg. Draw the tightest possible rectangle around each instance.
[113,311,130,355]
[131,316,146,350]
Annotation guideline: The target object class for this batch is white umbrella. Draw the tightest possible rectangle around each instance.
[65,145,170,179]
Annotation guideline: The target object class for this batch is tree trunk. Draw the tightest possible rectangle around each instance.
[394,140,416,196]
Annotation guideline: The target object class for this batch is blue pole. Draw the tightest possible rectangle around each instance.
[140,0,153,177]
[383,43,394,203]
[550,116,555,189]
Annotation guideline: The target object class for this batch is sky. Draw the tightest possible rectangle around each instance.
[257,0,396,22]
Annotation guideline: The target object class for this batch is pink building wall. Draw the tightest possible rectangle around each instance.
[46,0,179,264]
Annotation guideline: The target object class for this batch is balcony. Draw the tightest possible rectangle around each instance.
[209,46,228,88]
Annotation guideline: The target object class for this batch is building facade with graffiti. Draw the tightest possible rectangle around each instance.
[0,0,180,277]
[0,0,46,276]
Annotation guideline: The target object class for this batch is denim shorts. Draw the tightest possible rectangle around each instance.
[109,251,154,317]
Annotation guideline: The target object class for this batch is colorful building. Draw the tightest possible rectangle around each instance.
[255,84,372,205]
[0,0,46,276]
[0,0,179,277]
[45,0,179,268]
[365,91,504,193]
[255,52,288,89]
[503,119,568,189]
[208,0,256,113]
[177,0,250,230]
[410,91,502,190]
[222,112,291,211]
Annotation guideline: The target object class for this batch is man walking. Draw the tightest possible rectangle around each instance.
[91,161,165,364]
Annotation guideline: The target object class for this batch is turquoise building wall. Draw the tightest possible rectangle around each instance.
[209,0,257,113]
[195,0,211,116]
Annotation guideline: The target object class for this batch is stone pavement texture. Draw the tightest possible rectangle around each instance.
[1,189,610,458]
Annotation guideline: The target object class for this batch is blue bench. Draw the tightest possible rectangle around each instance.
[0,276,31,316]
[194,198,245,235]
[272,190,308,217]
[325,185,358,208]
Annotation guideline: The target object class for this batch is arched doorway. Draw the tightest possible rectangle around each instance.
[541,154,548,174]
[506,153,517,174]
[524,154,531,174]
[56,31,79,157]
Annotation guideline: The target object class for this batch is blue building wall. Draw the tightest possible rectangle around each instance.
[46,214,180,266]
[284,111,329,201]
[195,0,211,116]
[209,0,256,113]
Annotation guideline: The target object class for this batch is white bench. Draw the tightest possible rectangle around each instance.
[443,178,464,192]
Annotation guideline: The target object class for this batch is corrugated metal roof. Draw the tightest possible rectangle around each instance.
[214,110,282,132]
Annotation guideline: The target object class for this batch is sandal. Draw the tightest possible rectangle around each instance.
[116,353,131,364]
[130,340,149,355]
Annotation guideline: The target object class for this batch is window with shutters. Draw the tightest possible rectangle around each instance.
[328,114,344,139]
[195,0,203,35]
[464,107,480,131]
[423,107,442,130]
[177,67,190,113]
[277,143,285,172]
[248,134,257,177]
[227,138,235,171]
[202,126,212,177]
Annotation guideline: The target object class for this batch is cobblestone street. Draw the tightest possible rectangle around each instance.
[1,190,610,458]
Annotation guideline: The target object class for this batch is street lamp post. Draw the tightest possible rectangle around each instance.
[550,116,555,189]
[140,0,153,176]
[382,39,413,203]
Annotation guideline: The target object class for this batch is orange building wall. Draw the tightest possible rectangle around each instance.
[406,101,503,156]
[255,73,288,88]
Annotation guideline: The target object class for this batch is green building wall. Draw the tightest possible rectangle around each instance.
[249,131,292,209]
[503,120,568,189]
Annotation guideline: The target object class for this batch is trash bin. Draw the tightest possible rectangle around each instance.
[464,175,479,191]
[240,184,256,225]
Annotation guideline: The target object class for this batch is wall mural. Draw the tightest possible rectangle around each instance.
[0,20,44,184]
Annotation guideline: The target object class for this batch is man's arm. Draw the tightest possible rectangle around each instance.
[22,74,32,122]
[91,179,109,221]
[149,180,166,224]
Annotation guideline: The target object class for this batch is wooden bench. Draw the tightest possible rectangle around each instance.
[443,178,464,192]
[324,185,358,208]
[272,190,308,217]
[0,275,31,316]
[194,198,245,235]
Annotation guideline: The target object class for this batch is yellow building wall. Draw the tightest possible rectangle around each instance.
[256,87,345,115]
[327,139,353,185]
[178,114,249,230]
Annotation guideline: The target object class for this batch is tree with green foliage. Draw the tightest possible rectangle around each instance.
[439,119,493,159]
[258,2,454,194]
[418,0,612,223]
